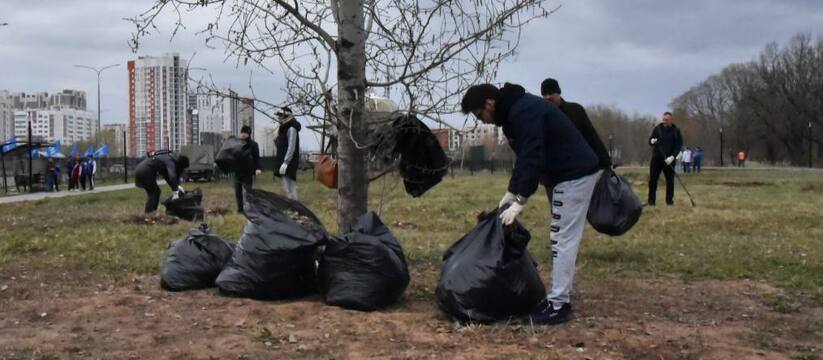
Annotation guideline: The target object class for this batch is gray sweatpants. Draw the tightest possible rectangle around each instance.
[547,170,600,306]
[282,177,298,200]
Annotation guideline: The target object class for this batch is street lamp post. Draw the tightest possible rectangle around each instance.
[74,64,120,144]
[810,121,814,169]
[719,127,724,167]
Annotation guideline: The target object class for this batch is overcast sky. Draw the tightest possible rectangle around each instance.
[2,0,823,149]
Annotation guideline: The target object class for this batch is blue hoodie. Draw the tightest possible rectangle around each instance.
[495,83,599,198]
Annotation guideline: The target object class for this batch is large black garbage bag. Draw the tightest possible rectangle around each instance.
[161,224,235,291]
[163,188,204,221]
[215,189,327,300]
[215,136,252,174]
[369,115,449,197]
[318,212,410,311]
[587,169,643,236]
[436,209,546,323]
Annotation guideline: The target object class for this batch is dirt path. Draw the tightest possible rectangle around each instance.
[0,266,820,360]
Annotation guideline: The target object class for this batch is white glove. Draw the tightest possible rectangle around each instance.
[177,185,185,193]
[172,191,180,200]
[279,164,288,175]
[498,192,517,209]
[676,153,683,161]
[650,138,658,145]
[255,169,262,176]
[499,202,524,226]
[665,156,675,165]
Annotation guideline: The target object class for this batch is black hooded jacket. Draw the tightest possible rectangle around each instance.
[495,83,599,197]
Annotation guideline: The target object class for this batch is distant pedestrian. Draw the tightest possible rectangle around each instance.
[273,107,301,200]
[682,147,692,173]
[738,150,746,167]
[233,125,262,213]
[80,156,96,191]
[693,147,703,173]
[134,152,190,216]
[648,112,683,206]
[69,157,81,191]
[46,158,58,192]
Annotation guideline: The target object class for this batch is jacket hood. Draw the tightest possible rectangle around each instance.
[494,83,527,125]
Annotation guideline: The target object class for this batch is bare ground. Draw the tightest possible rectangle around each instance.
[1,264,820,360]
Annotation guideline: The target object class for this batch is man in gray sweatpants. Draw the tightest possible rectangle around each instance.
[273,107,301,200]
[462,83,600,325]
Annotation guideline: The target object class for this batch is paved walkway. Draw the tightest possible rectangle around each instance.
[0,183,137,205]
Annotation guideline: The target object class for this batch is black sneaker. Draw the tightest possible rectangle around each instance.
[522,299,574,325]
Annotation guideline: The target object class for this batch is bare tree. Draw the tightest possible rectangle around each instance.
[127,0,554,231]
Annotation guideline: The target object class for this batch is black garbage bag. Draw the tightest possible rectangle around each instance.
[318,212,410,311]
[215,189,327,300]
[587,169,643,236]
[160,224,235,291]
[436,209,546,324]
[215,136,253,174]
[369,115,449,197]
[163,188,204,221]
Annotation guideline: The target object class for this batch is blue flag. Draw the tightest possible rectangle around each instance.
[1,136,16,154]
[93,144,110,158]
[46,140,62,157]
[68,143,79,157]
[83,145,95,158]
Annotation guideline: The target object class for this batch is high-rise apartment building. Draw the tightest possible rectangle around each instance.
[128,53,188,156]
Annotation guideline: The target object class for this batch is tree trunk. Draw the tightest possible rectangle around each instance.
[335,0,368,233]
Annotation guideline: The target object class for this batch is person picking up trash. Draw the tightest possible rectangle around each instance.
[134,150,190,217]
[273,106,301,200]
[461,82,601,325]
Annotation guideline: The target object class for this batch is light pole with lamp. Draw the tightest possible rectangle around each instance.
[74,64,120,144]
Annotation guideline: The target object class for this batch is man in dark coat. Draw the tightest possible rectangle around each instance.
[648,112,683,206]
[541,78,611,169]
[234,125,262,213]
[134,151,189,215]
[461,83,601,325]
[273,107,301,200]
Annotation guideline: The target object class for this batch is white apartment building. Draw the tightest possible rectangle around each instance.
[13,109,96,144]
[0,91,13,142]
[194,89,240,139]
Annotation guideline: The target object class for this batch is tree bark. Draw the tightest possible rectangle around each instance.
[335,0,368,233]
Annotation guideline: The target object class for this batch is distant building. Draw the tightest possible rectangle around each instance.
[431,128,449,150]
[0,91,13,141]
[255,126,277,157]
[102,123,130,156]
[13,109,96,144]
[48,89,87,110]
[239,97,254,131]
[194,89,240,140]
[128,53,188,156]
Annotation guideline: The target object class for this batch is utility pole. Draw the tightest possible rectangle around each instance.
[123,131,128,184]
[810,121,814,168]
[74,64,120,145]
[28,119,33,193]
[719,127,724,167]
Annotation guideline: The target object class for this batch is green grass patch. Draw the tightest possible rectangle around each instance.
[1,168,822,304]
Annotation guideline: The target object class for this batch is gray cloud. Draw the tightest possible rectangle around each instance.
[2,0,823,149]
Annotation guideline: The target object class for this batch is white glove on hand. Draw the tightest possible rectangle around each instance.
[498,192,517,209]
[665,156,675,165]
[676,153,683,161]
[172,191,180,200]
[177,185,185,193]
[650,138,658,145]
[499,202,524,226]
[255,169,262,176]
[279,164,288,175]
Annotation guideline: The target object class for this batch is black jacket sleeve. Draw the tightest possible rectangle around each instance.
[251,141,262,171]
[569,104,611,168]
[673,127,683,157]
[162,157,180,191]
[507,116,545,199]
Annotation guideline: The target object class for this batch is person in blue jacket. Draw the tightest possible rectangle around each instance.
[461,83,601,325]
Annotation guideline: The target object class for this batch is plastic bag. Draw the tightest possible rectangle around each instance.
[369,115,449,197]
[587,169,643,236]
[161,224,234,291]
[435,209,546,323]
[215,137,252,175]
[215,189,327,300]
[163,188,204,221]
[318,212,410,311]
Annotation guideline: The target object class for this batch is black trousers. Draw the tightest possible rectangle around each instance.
[135,167,161,214]
[234,177,253,212]
[649,158,675,205]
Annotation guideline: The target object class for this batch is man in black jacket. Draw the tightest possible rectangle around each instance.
[234,125,262,213]
[648,112,683,206]
[134,152,189,215]
[273,107,301,200]
[541,78,611,169]
[462,83,601,325]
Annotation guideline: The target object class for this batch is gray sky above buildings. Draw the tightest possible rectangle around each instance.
[1,0,823,148]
